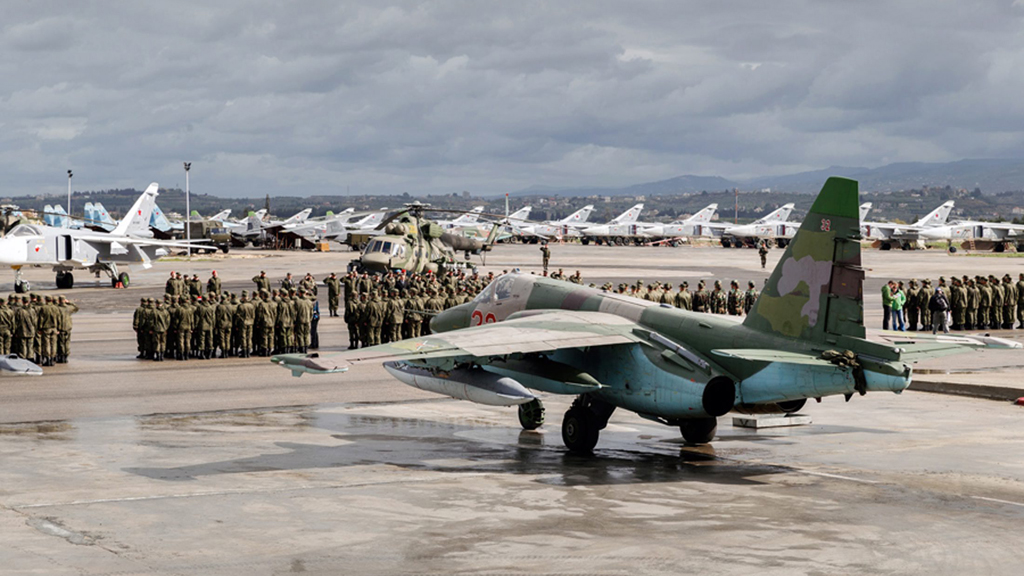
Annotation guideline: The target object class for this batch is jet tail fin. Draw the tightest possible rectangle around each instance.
[859,202,872,222]
[913,200,954,228]
[560,205,594,225]
[113,183,160,236]
[610,203,643,225]
[150,203,173,232]
[753,203,795,224]
[686,203,718,223]
[743,177,865,342]
[508,206,532,221]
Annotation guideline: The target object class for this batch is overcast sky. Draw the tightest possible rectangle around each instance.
[3,1,1024,198]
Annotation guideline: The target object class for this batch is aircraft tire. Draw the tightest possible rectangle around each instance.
[680,418,717,445]
[518,399,545,430]
[55,272,74,289]
[118,272,130,288]
[948,246,957,254]
[561,406,599,453]
[14,280,28,294]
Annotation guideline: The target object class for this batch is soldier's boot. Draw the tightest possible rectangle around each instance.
[137,351,145,359]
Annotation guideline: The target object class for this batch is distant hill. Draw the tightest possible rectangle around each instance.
[511,159,1024,197]
[510,174,738,197]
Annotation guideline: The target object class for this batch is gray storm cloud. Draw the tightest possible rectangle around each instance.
[1,1,1022,197]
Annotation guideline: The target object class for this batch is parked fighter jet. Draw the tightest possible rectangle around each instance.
[0,183,199,291]
[639,203,720,242]
[438,206,484,231]
[511,205,595,240]
[274,177,1018,454]
[578,203,646,243]
[717,203,797,247]
[235,208,313,245]
[861,201,955,250]
[918,218,1024,252]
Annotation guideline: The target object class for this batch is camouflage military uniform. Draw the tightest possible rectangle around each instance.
[324,274,342,317]
[743,282,759,315]
[966,279,979,330]
[674,284,692,311]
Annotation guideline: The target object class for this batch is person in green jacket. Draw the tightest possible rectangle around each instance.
[891,282,907,331]
[881,281,895,330]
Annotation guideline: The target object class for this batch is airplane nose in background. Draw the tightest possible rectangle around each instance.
[0,238,28,264]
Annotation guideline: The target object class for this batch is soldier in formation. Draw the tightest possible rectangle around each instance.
[887,273,1022,331]
[1,293,78,365]
[135,272,321,361]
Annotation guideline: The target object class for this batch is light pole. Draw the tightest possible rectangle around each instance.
[67,170,73,225]
[184,162,191,262]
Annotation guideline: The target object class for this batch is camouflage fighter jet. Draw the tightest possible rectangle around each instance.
[274,178,1019,453]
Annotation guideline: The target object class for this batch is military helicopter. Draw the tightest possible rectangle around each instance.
[350,202,501,274]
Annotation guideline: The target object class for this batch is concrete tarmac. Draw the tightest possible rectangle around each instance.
[1,243,1022,574]
[2,391,1024,575]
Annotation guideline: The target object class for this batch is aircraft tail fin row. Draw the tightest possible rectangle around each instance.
[743,177,865,343]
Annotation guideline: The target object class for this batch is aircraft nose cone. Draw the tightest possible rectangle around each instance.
[0,237,28,265]
[430,303,472,334]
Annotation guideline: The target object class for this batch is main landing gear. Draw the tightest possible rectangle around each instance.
[55,270,74,289]
[90,263,130,288]
[560,395,616,454]
[14,268,30,293]
[519,395,720,454]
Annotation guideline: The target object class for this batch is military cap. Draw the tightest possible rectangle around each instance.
[748,281,755,287]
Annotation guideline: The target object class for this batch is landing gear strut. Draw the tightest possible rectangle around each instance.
[91,263,130,289]
[560,395,616,454]
[14,269,29,293]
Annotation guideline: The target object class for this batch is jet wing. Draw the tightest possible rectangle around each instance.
[711,349,834,366]
[272,310,643,376]
[871,331,1021,362]
[75,235,207,250]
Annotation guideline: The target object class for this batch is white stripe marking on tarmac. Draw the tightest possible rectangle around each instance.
[972,495,1024,508]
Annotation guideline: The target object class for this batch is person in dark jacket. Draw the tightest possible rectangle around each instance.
[929,287,951,334]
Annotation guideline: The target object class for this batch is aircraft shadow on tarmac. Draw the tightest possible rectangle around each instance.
[124,412,800,487]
